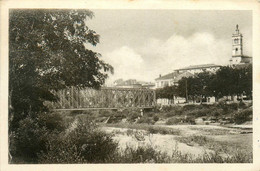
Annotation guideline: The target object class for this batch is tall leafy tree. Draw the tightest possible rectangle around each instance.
[9,9,113,129]
[155,85,178,99]
[177,72,214,102]
[210,65,252,100]
[241,64,252,98]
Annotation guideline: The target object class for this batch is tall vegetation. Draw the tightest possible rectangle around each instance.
[156,64,252,102]
[9,9,113,130]
[9,9,113,163]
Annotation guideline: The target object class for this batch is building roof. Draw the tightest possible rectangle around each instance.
[175,64,222,71]
[155,71,193,81]
[175,71,194,82]
[155,72,179,81]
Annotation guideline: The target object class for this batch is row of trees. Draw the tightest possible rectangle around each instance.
[156,64,252,102]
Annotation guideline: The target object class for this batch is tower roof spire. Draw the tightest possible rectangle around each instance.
[236,24,239,34]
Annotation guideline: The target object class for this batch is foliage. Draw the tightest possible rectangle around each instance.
[166,116,195,125]
[176,135,210,147]
[211,65,252,98]
[175,135,252,163]
[233,108,252,124]
[126,111,141,123]
[107,112,126,123]
[10,116,51,163]
[9,9,113,130]
[38,116,118,163]
[156,85,178,99]
[37,112,67,132]
[137,116,155,125]
[38,135,86,164]
[112,145,171,163]
[109,144,252,163]
[166,117,183,125]
[178,72,214,99]
[157,65,252,102]
[153,115,159,122]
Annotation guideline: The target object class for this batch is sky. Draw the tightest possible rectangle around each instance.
[85,10,252,85]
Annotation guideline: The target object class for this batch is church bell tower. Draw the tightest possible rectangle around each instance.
[230,25,243,65]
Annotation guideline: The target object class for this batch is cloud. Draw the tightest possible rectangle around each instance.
[103,46,146,84]
[139,32,231,77]
[103,32,235,84]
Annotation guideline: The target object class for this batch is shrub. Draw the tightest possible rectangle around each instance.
[107,112,126,123]
[238,101,247,109]
[10,116,50,163]
[127,111,140,123]
[98,110,114,117]
[153,115,159,122]
[37,112,67,132]
[176,135,209,146]
[137,116,155,125]
[147,127,180,135]
[212,108,223,117]
[164,107,182,117]
[38,134,85,164]
[184,108,208,117]
[227,103,239,111]
[183,116,196,124]
[182,104,198,111]
[233,108,252,124]
[166,117,182,125]
[160,106,171,112]
[112,145,170,163]
[38,116,118,163]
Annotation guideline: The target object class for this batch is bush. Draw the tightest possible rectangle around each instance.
[153,115,159,122]
[233,108,252,124]
[98,110,114,117]
[107,112,126,123]
[37,112,67,132]
[166,115,196,125]
[176,135,209,146]
[112,145,170,163]
[183,116,196,124]
[238,101,247,109]
[182,104,198,111]
[127,111,140,123]
[166,117,182,125]
[38,116,118,163]
[38,134,85,163]
[227,103,239,111]
[212,108,223,117]
[10,116,50,163]
[137,116,155,125]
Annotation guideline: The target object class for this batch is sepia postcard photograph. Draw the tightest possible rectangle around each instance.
[1,0,260,171]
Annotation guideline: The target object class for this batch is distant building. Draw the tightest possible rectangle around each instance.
[114,79,155,89]
[113,79,124,86]
[229,25,252,66]
[155,71,193,89]
[155,64,220,89]
[175,64,221,75]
